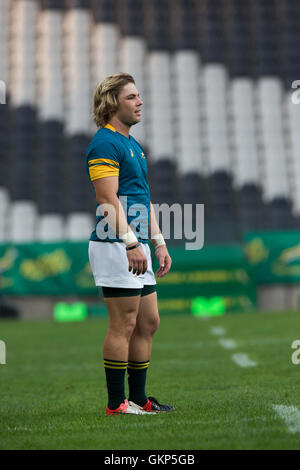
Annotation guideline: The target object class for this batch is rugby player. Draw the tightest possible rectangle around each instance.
[86,73,174,415]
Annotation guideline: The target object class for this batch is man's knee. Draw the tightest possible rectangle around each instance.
[109,312,137,341]
[138,312,160,338]
[150,313,160,335]
[124,315,138,340]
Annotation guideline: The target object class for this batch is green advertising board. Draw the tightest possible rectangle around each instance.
[0,240,257,314]
[152,244,256,315]
[244,231,300,284]
[2,231,299,315]
[0,242,97,296]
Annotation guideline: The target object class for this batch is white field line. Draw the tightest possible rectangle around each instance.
[218,338,237,350]
[231,353,257,368]
[210,327,257,367]
[272,405,300,433]
[210,326,226,336]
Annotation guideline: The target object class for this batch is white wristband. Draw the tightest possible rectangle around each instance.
[120,231,138,247]
[152,233,166,249]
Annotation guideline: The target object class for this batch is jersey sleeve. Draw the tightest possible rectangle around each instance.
[87,139,122,182]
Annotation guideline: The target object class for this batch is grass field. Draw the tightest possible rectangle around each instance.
[0,310,300,450]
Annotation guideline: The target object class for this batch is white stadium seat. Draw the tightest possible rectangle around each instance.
[173,50,203,173]
[146,52,174,160]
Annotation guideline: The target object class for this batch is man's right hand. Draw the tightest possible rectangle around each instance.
[127,244,148,276]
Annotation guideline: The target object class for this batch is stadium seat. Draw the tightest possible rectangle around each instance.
[10,201,38,242]
[38,120,64,220]
[144,0,170,51]
[64,4,92,135]
[149,159,178,206]
[93,24,119,79]
[207,171,236,224]
[0,188,9,242]
[205,215,240,244]
[0,104,10,241]
[0,104,9,181]
[237,183,266,231]
[117,0,143,37]
[285,89,300,216]
[229,79,260,187]
[169,0,197,51]
[65,212,94,241]
[38,213,65,241]
[267,197,295,230]
[67,0,91,10]
[67,134,95,219]
[41,0,65,9]
[226,8,253,78]
[147,52,174,160]
[93,0,116,23]
[200,5,224,64]
[181,173,205,205]
[256,78,290,201]
[118,9,146,145]
[38,6,64,121]
[0,0,10,84]
[173,51,202,173]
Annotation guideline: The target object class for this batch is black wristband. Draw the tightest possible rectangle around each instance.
[126,242,141,251]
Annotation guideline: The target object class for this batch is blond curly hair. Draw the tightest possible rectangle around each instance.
[93,73,135,128]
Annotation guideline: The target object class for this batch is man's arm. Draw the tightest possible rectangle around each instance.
[93,176,147,276]
[149,202,172,278]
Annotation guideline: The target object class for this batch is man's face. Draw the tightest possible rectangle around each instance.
[115,82,143,127]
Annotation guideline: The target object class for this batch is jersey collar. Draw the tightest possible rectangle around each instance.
[104,124,116,132]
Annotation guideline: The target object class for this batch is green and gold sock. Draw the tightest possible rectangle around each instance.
[104,358,128,410]
[127,360,150,407]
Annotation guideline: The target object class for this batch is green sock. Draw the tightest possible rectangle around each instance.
[104,359,128,410]
[127,360,150,407]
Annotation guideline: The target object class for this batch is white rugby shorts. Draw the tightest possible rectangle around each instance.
[88,241,156,288]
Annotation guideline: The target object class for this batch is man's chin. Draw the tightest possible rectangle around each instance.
[123,116,141,127]
[130,117,141,126]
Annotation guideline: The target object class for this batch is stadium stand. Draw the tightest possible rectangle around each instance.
[0,0,300,245]
[9,0,38,242]
[37,2,65,239]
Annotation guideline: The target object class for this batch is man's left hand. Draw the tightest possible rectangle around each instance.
[155,245,172,278]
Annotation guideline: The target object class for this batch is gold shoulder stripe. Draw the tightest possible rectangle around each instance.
[89,165,119,181]
[88,158,120,168]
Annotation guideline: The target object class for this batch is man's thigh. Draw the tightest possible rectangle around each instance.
[104,295,141,329]
[136,292,160,329]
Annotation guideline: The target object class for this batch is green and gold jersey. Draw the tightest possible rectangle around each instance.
[85,124,151,243]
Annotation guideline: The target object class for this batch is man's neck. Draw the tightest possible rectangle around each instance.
[109,118,130,138]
